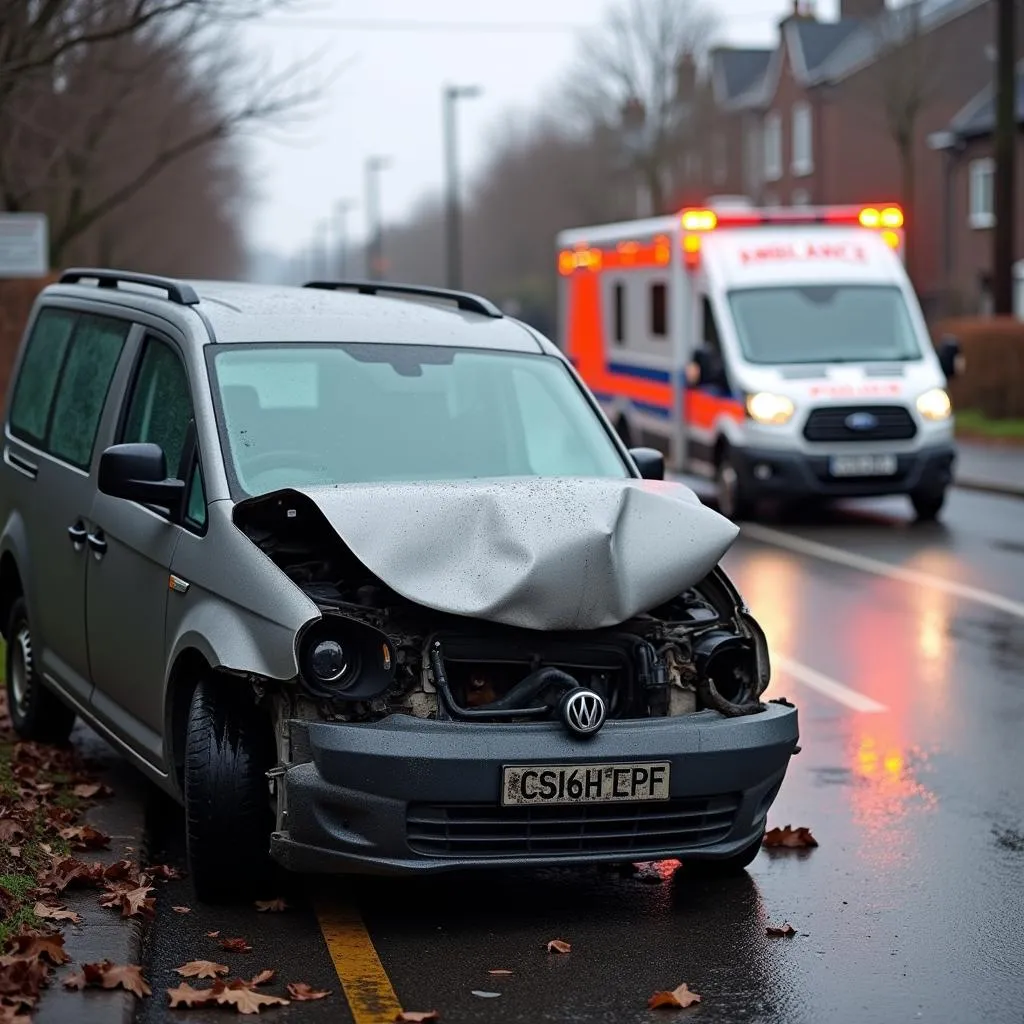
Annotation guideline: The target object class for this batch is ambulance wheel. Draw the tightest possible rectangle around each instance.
[910,486,946,522]
[716,450,754,521]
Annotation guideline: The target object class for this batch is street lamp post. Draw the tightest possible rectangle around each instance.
[335,198,355,278]
[365,155,391,280]
[443,84,481,290]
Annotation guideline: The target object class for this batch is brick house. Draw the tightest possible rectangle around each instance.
[929,64,1024,313]
[690,0,1019,316]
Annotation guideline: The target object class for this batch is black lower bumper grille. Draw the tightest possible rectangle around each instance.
[803,405,917,442]
[406,795,740,859]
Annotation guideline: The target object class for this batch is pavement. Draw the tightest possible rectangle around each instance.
[953,440,1024,498]
[34,730,150,1024]
[25,476,1024,1024]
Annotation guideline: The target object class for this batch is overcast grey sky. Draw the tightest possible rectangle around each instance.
[240,0,843,260]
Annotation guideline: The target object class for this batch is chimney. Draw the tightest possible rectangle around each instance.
[839,0,886,19]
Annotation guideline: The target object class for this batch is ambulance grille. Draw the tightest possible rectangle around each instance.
[803,405,917,442]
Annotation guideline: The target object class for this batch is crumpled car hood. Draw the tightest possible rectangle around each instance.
[256,476,739,631]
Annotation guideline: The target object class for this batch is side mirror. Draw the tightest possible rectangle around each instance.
[936,334,962,380]
[629,446,664,481]
[98,442,186,521]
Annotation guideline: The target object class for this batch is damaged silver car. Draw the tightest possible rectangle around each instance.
[0,271,799,901]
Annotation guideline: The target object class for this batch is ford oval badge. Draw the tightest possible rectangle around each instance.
[845,411,879,431]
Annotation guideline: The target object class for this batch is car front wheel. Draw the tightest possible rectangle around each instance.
[4,597,76,744]
[184,677,276,903]
[910,486,946,522]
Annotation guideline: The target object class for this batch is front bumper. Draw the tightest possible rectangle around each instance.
[732,443,956,500]
[270,704,799,875]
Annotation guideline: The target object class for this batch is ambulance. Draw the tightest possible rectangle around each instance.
[555,201,961,521]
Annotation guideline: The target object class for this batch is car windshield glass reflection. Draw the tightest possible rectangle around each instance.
[210,343,628,495]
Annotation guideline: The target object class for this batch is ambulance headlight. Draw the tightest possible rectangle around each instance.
[916,388,952,421]
[746,392,795,425]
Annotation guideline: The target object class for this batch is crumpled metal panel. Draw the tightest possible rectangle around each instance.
[283,477,739,631]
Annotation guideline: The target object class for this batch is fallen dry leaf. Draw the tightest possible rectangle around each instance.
[100,883,155,919]
[286,982,329,1001]
[212,979,289,1014]
[487,969,513,976]
[546,939,571,954]
[395,1012,440,1023]
[58,825,110,850]
[71,783,113,799]
[32,903,81,925]
[9,847,21,860]
[0,953,50,1004]
[0,1003,32,1024]
[766,922,798,937]
[763,825,819,849]
[171,906,192,915]
[220,938,253,954]
[102,860,140,881]
[144,864,182,881]
[648,983,702,1009]
[254,899,288,913]
[63,961,151,998]
[167,982,216,1009]
[249,970,275,988]
[206,931,221,939]
[4,931,70,966]
[0,820,25,844]
[175,961,229,980]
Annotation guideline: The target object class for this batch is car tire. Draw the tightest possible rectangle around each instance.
[681,827,764,877]
[715,449,754,521]
[4,597,76,744]
[184,677,276,904]
[910,486,946,522]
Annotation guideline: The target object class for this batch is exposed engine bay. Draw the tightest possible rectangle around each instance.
[235,490,772,736]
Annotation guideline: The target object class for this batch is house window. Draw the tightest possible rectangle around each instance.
[763,111,782,181]
[792,101,813,176]
[969,158,995,229]
[744,120,762,193]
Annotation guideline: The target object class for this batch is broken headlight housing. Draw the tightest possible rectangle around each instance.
[297,615,396,701]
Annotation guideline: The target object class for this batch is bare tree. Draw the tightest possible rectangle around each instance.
[564,0,718,215]
[0,2,337,267]
[844,0,940,281]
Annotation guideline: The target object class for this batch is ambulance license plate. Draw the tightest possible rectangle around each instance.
[501,762,671,806]
[828,454,897,477]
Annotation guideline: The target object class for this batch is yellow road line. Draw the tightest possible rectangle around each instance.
[316,902,404,1024]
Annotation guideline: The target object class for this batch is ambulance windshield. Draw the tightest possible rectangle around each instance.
[727,284,922,365]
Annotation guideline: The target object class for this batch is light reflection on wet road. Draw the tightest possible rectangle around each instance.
[138,486,1024,1024]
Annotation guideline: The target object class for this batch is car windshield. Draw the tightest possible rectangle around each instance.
[209,343,629,495]
[726,284,923,364]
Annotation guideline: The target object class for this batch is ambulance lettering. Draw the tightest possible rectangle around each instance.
[807,382,902,398]
[739,242,868,265]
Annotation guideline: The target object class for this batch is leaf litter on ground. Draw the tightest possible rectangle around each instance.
[648,982,702,1009]
[763,825,818,849]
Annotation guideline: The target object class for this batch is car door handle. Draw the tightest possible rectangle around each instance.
[86,530,107,557]
[67,521,88,549]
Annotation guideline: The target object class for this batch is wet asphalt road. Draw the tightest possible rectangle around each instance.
[135,485,1024,1024]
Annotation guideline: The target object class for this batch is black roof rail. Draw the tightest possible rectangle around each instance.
[59,268,200,306]
[303,280,504,319]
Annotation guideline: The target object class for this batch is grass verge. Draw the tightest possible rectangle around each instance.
[955,409,1024,444]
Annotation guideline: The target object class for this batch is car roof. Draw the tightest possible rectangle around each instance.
[41,272,553,355]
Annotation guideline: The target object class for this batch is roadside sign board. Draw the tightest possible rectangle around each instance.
[0,213,48,277]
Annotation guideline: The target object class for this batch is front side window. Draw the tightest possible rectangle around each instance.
[47,314,129,468]
[8,308,76,444]
[727,285,923,365]
[763,111,782,182]
[122,337,193,477]
[210,344,628,496]
[791,102,813,176]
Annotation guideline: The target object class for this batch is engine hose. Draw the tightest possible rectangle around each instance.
[429,642,580,720]
[696,674,765,717]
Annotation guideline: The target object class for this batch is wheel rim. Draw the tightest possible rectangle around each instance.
[717,462,738,519]
[10,623,33,717]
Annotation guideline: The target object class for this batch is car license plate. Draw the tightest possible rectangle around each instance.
[501,762,671,807]
[828,454,898,477]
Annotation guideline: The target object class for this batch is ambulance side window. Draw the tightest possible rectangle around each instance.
[650,283,667,338]
[613,283,626,345]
